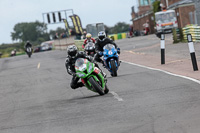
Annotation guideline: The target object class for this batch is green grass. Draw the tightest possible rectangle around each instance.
[1,53,10,58]
[0,48,26,58]
[75,40,84,51]
[16,52,26,56]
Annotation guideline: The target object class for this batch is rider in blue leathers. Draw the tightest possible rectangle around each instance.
[94,31,120,64]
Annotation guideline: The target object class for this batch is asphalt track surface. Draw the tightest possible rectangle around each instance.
[1,37,200,133]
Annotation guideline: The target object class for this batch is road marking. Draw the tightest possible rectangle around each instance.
[122,60,200,85]
[125,50,145,55]
[110,91,124,101]
[165,59,183,64]
[37,62,40,69]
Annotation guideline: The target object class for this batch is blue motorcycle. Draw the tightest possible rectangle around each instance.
[102,44,120,77]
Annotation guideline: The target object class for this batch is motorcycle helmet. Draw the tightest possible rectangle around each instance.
[86,33,92,40]
[26,41,30,45]
[67,45,78,57]
[85,42,95,51]
[98,31,106,41]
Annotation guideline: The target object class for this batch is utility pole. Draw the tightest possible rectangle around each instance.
[193,0,200,25]
[165,0,168,8]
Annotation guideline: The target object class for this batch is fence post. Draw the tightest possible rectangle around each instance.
[161,34,165,64]
[187,34,198,71]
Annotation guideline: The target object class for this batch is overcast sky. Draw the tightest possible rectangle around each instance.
[0,0,138,44]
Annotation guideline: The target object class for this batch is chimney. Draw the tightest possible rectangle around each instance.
[131,6,135,13]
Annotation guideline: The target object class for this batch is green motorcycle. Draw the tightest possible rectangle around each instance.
[75,58,109,95]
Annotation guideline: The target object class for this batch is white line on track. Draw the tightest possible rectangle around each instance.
[110,91,124,101]
[37,62,40,69]
[122,60,200,85]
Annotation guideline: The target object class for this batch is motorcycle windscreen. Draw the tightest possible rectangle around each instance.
[103,44,115,50]
[85,42,95,51]
[75,58,87,71]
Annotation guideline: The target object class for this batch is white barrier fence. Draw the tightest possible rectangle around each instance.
[53,36,75,50]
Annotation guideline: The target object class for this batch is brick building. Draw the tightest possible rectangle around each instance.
[131,0,196,34]
[167,0,195,28]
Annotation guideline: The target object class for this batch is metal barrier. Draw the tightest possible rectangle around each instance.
[108,32,127,41]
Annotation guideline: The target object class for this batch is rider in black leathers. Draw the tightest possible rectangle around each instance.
[94,31,120,63]
[24,41,32,53]
[65,45,106,89]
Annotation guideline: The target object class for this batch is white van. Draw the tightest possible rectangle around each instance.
[155,10,178,34]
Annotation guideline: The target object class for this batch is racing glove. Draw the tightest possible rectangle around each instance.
[72,72,76,77]
[117,48,120,54]
[98,51,103,56]
[86,56,94,63]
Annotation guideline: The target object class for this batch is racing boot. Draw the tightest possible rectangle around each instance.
[77,82,84,88]
[103,72,107,83]
[100,60,106,68]
[104,84,109,94]
[118,60,121,66]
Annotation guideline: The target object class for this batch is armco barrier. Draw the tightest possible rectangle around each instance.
[117,33,122,39]
[108,33,127,41]
[121,33,126,39]
[182,25,200,42]
[109,36,115,41]
[113,34,118,41]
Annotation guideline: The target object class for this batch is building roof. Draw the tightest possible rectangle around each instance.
[155,10,175,15]
[168,0,194,9]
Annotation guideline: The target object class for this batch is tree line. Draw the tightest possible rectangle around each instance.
[9,21,130,45]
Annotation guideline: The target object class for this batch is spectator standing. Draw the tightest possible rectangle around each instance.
[129,25,133,37]
[143,20,150,35]
[54,33,58,39]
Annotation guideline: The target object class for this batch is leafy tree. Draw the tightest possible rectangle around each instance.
[49,27,66,38]
[152,1,161,23]
[152,1,161,14]
[20,42,25,50]
[11,21,48,43]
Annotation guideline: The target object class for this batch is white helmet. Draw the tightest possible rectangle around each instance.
[98,31,106,41]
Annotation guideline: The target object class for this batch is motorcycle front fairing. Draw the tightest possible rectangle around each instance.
[26,47,32,53]
[75,58,105,92]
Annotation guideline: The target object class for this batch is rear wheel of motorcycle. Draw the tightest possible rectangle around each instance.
[110,60,117,77]
[88,77,104,95]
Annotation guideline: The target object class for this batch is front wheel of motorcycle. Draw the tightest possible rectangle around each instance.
[110,60,117,77]
[88,77,104,96]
